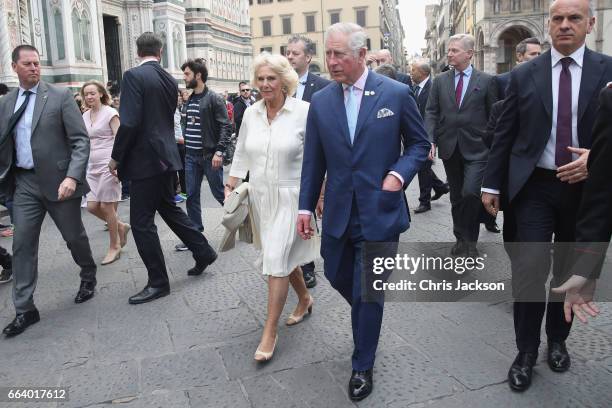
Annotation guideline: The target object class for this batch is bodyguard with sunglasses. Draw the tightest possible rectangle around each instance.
[233,82,256,136]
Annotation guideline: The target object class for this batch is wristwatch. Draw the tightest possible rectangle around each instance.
[214,151,223,157]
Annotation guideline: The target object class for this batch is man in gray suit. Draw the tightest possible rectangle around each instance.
[425,34,497,256]
[0,45,96,337]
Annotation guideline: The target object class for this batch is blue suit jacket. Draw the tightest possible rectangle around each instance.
[299,70,430,241]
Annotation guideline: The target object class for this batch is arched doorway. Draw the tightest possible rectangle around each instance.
[496,26,532,73]
[475,29,485,71]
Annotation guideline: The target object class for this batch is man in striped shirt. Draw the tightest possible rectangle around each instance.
[176,59,232,251]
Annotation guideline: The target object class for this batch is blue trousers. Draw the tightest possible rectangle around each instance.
[185,152,224,231]
[322,203,397,371]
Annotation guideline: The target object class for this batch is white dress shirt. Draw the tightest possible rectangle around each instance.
[415,76,430,98]
[537,44,584,170]
[13,83,39,169]
[295,72,308,100]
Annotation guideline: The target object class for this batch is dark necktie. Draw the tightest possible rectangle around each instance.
[2,90,33,142]
[455,71,464,107]
[555,57,573,167]
[414,85,421,98]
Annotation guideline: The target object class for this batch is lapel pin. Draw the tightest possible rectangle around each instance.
[365,91,371,96]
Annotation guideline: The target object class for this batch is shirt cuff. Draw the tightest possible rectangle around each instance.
[481,188,500,195]
[388,171,404,186]
[298,210,313,216]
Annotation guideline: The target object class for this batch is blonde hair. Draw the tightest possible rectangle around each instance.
[251,53,299,97]
[80,80,111,106]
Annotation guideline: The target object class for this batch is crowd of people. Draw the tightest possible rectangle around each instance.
[0,0,610,402]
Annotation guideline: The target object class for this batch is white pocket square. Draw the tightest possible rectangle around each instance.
[377,108,394,118]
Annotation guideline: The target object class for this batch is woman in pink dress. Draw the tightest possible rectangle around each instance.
[81,81,130,265]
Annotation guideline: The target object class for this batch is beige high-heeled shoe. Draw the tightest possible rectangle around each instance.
[119,224,131,248]
[254,335,278,362]
[286,296,314,326]
[101,248,121,265]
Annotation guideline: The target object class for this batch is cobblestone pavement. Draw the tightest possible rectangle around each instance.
[0,162,610,408]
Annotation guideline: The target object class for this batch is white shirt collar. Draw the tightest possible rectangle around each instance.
[139,57,159,66]
[344,67,369,91]
[455,64,473,77]
[19,83,39,96]
[298,72,308,84]
[551,44,585,68]
[417,76,430,89]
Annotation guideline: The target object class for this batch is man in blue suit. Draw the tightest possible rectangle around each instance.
[297,22,430,401]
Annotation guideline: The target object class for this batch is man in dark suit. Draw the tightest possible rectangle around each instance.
[233,81,255,135]
[298,23,430,401]
[552,83,612,324]
[482,0,612,391]
[410,59,448,214]
[377,49,412,87]
[425,33,498,256]
[490,38,543,242]
[286,34,331,288]
[497,37,542,99]
[0,45,97,337]
[110,32,217,305]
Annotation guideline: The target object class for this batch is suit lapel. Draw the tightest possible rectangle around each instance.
[302,73,314,102]
[459,69,480,110]
[446,71,456,107]
[330,82,352,146]
[30,81,48,134]
[353,71,382,143]
[418,79,431,109]
[578,48,605,124]
[531,51,553,119]
[0,90,19,143]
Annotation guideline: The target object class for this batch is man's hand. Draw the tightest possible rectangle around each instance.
[212,154,223,169]
[557,147,589,184]
[382,174,403,192]
[297,214,314,240]
[428,143,436,161]
[57,177,77,201]
[178,137,185,145]
[315,197,324,218]
[552,275,599,323]
[108,159,119,177]
[481,192,500,216]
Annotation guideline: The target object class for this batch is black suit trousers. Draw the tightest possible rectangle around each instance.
[510,168,581,353]
[417,159,446,205]
[130,171,216,288]
[442,149,486,243]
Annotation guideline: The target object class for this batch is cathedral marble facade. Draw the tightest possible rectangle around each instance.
[0,0,252,93]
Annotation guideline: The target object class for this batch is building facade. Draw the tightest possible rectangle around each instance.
[423,0,612,75]
[0,0,252,92]
[248,0,405,77]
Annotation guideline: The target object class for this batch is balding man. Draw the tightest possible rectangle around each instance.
[411,59,448,213]
[425,34,498,257]
[482,0,612,391]
[377,49,412,86]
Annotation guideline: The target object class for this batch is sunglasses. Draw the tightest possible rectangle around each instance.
[240,89,251,92]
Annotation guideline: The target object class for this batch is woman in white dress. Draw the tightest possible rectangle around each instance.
[224,53,319,362]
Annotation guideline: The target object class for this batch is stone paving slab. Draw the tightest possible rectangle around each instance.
[0,163,609,407]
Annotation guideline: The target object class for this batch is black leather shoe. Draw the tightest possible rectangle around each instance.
[414,204,431,214]
[485,222,501,233]
[188,252,218,276]
[74,280,96,303]
[302,262,317,288]
[508,352,537,392]
[466,245,479,258]
[3,309,40,337]
[128,285,170,304]
[431,186,449,201]
[451,241,467,256]
[348,369,373,401]
[548,341,571,372]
